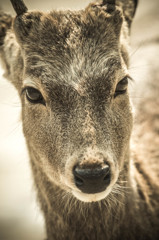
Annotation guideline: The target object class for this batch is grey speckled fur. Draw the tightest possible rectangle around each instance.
[0,0,159,239]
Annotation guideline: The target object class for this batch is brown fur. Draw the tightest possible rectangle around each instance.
[0,1,159,239]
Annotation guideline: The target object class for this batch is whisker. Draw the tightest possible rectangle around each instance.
[129,43,142,58]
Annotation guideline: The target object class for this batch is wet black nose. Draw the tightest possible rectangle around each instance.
[73,164,111,194]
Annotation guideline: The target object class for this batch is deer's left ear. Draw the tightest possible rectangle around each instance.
[101,0,138,28]
[117,0,138,28]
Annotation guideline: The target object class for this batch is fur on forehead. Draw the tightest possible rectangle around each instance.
[13,3,123,49]
[13,3,126,85]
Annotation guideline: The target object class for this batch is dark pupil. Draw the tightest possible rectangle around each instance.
[120,77,128,85]
[116,78,128,91]
[26,87,43,102]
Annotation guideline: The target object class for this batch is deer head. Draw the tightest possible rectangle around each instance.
[6,0,137,202]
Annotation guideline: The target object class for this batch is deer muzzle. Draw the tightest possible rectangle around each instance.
[73,164,111,194]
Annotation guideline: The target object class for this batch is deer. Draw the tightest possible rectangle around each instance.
[0,0,159,239]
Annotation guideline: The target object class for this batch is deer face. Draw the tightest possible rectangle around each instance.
[10,1,137,202]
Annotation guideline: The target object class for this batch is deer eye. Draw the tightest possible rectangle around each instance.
[114,77,128,98]
[24,87,45,105]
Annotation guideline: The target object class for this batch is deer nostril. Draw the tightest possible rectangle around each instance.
[73,164,111,194]
[103,170,111,181]
[74,175,84,187]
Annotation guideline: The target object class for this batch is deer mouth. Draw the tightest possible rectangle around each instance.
[72,185,114,202]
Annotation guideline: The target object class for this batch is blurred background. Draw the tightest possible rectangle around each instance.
[0,0,159,240]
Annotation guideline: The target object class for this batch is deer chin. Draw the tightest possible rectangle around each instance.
[72,186,113,202]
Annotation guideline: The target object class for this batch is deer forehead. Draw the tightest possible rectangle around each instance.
[23,55,127,99]
[23,45,128,98]
[18,5,127,96]
[14,4,122,36]
[14,4,123,55]
[23,41,126,83]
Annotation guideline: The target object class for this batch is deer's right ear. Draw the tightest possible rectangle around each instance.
[10,0,42,46]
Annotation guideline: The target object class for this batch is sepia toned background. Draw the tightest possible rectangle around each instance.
[0,0,159,240]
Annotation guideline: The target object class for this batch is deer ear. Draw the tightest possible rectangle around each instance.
[10,0,41,46]
[101,0,138,27]
[13,12,42,46]
[117,0,138,27]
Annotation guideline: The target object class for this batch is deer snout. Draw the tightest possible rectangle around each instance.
[73,164,111,194]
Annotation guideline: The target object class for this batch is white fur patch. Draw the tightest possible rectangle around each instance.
[72,185,113,202]
[23,77,39,88]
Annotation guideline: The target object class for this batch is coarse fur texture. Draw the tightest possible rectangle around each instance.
[0,0,159,239]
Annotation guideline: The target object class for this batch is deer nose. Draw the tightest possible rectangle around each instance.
[73,164,111,194]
